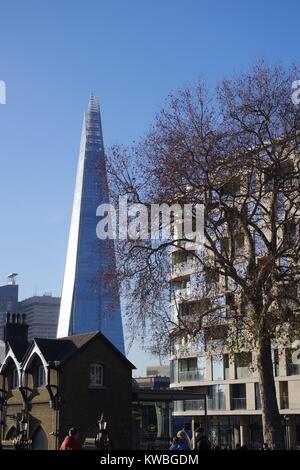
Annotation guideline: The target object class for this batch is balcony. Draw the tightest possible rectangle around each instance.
[287,363,300,376]
[231,398,247,410]
[172,286,191,300]
[174,397,226,412]
[178,369,205,382]
[171,259,199,277]
[174,400,205,412]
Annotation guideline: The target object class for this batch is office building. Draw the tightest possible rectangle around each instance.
[19,294,60,341]
[0,274,19,341]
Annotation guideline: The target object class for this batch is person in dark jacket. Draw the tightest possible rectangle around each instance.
[60,427,82,450]
[194,427,211,450]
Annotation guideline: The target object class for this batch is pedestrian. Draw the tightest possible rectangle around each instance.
[60,427,82,450]
[194,427,211,450]
[169,436,180,450]
[175,430,192,450]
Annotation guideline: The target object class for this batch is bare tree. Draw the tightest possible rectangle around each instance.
[107,61,300,449]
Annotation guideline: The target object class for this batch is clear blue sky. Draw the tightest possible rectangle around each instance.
[0,0,299,374]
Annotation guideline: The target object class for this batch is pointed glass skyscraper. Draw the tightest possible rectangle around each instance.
[57,96,125,354]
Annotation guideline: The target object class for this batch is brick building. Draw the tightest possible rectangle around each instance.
[0,313,134,449]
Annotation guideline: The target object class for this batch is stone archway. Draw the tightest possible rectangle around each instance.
[31,426,49,450]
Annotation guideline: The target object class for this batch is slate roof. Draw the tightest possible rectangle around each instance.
[6,340,29,363]
[21,331,135,369]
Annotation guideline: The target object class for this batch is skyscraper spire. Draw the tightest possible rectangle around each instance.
[57,97,125,354]
[87,93,100,113]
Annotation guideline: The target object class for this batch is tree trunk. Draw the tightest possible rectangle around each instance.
[257,333,285,449]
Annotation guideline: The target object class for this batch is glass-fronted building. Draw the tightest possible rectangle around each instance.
[57,96,125,353]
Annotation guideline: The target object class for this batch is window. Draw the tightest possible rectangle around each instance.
[10,367,18,389]
[280,382,289,409]
[36,364,46,387]
[89,363,104,387]
[286,349,300,376]
[205,266,219,286]
[212,354,229,380]
[272,349,279,377]
[224,354,230,379]
[235,352,252,379]
[207,384,226,410]
[179,298,210,318]
[231,383,246,410]
[178,357,205,382]
[205,325,228,351]
[170,359,178,383]
[255,383,261,410]
[212,355,224,381]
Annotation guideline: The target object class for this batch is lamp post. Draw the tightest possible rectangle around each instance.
[14,413,30,450]
[0,388,8,449]
[284,415,290,450]
[47,360,61,450]
[95,413,113,450]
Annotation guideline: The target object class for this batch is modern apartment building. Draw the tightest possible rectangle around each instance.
[169,153,300,449]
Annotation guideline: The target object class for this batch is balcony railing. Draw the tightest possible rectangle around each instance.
[174,397,226,412]
[174,400,205,412]
[207,397,226,411]
[178,369,205,382]
[231,398,247,410]
[172,286,191,300]
[287,363,300,376]
[235,367,252,379]
[172,259,198,275]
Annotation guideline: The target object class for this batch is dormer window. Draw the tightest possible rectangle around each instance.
[36,364,46,387]
[89,363,104,388]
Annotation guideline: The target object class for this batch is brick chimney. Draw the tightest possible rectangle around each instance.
[4,312,29,349]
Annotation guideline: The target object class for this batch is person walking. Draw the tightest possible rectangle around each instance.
[194,427,211,450]
[60,427,82,450]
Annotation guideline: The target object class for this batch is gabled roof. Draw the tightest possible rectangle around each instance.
[21,331,135,369]
[7,340,29,363]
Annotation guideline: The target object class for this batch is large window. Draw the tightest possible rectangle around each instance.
[89,363,104,387]
[212,354,229,381]
[286,349,300,376]
[235,352,252,379]
[205,325,228,351]
[231,383,246,410]
[178,357,205,382]
[207,384,226,410]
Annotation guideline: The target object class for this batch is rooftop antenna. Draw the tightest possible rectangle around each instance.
[7,273,18,285]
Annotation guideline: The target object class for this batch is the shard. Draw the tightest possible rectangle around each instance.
[57,96,125,354]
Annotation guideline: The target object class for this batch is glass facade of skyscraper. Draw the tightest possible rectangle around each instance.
[57,96,125,353]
